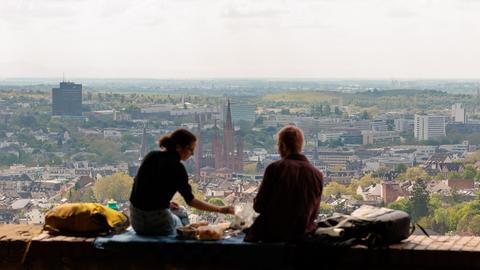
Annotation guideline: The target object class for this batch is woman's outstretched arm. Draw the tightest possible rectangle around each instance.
[187,198,235,214]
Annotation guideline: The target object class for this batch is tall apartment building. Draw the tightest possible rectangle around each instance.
[451,103,466,123]
[52,82,82,116]
[414,114,446,141]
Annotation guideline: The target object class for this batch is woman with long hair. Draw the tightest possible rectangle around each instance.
[130,128,235,236]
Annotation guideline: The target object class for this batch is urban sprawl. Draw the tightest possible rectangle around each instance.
[1,79,480,235]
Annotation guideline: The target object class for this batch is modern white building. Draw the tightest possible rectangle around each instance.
[361,130,401,145]
[439,141,470,154]
[318,132,345,143]
[414,114,446,141]
[451,103,466,123]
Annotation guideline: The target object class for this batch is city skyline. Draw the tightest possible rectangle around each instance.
[1,78,480,236]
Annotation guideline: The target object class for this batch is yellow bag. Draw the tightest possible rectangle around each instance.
[44,203,129,235]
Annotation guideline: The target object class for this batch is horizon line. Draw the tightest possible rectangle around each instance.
[2,77,480,82]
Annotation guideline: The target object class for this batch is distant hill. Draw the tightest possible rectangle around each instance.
[261,91,345,104]
[356,89,448,97]
[259,89,475,111]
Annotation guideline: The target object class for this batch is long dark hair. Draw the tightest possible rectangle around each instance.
[159,129,196,152]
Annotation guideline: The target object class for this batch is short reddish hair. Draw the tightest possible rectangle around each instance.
[277,125,304,154]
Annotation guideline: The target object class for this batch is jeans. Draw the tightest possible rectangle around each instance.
[130,204,189,236]
[170,206,190,226]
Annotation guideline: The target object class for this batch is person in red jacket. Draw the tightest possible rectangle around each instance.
[245,125,323,242]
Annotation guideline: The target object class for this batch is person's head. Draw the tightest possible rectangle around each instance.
[277,125,304,158]
[159,129,197,161]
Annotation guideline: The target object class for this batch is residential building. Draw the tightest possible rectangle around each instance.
[371,119,389,132]
[381,181,402,204]
[447,179,474,190]
[394,119,414,133]
[317,149,357,168]
[439,141,470,154]
[362,131,401,145]
[340,130,363,145]
[318,132,344,143]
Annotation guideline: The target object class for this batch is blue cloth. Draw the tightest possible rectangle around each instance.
[93,228,304,268]
[94,228,247,250]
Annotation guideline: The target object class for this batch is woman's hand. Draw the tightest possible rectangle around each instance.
[219,206,235,215]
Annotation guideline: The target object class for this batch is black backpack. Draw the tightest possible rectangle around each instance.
[313,205,413,247]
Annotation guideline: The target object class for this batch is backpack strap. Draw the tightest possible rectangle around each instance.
[20,228,43,265]
[20,239,32,265]
[415,223,430,237]
[412,223,448,243]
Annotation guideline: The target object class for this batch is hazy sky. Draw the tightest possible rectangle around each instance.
[2,0,480,79]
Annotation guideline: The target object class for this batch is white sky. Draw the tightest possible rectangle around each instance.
[1,0,480,79]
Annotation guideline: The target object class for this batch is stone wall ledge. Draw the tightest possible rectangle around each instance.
[2,224,480,270]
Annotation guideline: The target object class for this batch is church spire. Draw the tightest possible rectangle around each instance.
[225,99,233,130]
[223,98,235,164]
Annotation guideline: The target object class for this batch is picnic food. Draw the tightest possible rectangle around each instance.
[231,215,248,230]
[177,222,231,240]
[189,221,209,228]
[176,226,198,240]
[215,222,231,230]
[197,225,224,240]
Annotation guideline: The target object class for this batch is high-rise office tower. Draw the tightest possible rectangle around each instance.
[414,114,446,141]
[451,103,466,124]
[52,81,82,116]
